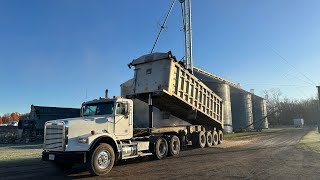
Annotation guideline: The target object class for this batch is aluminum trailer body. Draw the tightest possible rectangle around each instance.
[127,52,223,129]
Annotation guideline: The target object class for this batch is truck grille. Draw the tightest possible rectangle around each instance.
[44,122,66,151]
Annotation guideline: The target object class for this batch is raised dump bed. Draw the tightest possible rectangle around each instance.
[127,52,223,128]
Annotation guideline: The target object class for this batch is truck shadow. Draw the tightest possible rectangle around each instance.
[67,144,300,179]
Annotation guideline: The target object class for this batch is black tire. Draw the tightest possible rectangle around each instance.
[192,131,206,148]
[168,135,180,156]
[206,131,213,147]
[218,130,224,144]
[87,143,115,176]
[212,130,218,146]
[154,137,168,160]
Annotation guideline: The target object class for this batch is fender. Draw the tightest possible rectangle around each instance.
[89,135,120,154]
[148,134,163,153]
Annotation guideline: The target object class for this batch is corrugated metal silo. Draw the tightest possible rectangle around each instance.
[253,96,268,129]
[215,84,233,133]
[231,90,254,130]
[193,69,233,133]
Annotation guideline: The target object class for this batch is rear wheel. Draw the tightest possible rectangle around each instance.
[154,137,168,159]
[168,135,180,156]
[192,131,206,148]
[87,143,115,176]
[218,130,224,144]
[206,131,213,147]
[212,130,218,146]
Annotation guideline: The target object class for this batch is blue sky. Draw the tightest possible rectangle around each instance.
[0,0,319,114]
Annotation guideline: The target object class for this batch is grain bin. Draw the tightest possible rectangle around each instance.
[193,69,233,133]
[231,90,254,130]
[253,96,268,129]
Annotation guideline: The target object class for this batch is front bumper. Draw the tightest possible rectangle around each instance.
[42,151,87,164]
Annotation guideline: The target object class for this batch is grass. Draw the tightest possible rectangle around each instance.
[299,129,320,154]
[0,142,43,162]
[224,128,297,140]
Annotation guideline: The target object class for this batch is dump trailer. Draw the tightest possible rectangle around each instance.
[42,52,224,176]
[18,105,80,139]
[127,52,223,129]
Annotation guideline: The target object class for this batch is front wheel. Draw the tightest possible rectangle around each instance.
[87,143,115,176]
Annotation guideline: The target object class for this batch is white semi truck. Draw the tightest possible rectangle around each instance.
[42,52,224,176]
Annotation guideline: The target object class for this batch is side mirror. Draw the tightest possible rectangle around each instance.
[80,105,85,117]
[124,103,129,115]
[124,103,130,118]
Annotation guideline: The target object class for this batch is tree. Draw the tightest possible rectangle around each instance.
[263,88,282,125]
[19,113,30,120]
[0,116,2,124]
[2,114,11,123]
[10,112,19,121]
[263,88,320,126]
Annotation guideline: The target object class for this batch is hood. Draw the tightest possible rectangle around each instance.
[46,115,114,139]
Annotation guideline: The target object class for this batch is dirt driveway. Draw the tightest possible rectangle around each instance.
[1,128,320,180]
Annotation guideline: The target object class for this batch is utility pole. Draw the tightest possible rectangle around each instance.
[179,0,193,74]
[317,86,320,133]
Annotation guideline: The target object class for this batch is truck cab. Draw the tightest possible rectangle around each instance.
[81,97,134,141]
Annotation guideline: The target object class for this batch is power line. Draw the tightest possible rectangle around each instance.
[241,83,312,87]
[265,42,317,86]
[281,69,315,86]
[150,0,176,53]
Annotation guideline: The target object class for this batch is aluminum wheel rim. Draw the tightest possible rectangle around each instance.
[201,134,205,144]
[97,150,111,170]
[172,140,180,153]
[208,134,212,143]
[159,141,167,157]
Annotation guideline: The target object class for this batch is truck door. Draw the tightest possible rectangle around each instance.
[114,102,130,137]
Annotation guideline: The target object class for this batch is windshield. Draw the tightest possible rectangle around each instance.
[82,102,114,116]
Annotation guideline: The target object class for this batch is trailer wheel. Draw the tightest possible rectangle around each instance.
[168,135,180,156]
[87,143,115,176]
[192,131,206,148]
[218,130,224,144]
[206,131,213,147]
[212,130,218,146]
[154,137,168,160]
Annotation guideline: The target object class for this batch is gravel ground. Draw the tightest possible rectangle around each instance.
[1,128,320,180]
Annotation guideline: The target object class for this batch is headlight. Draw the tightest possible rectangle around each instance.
[78,137,88,144]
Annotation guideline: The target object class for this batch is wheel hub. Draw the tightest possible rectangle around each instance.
[97,151,111,169]
[159,141,167,156]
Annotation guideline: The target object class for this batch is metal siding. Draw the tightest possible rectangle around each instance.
[253,97,269,129]
[193,70,233,133]
[231,91,254,130]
